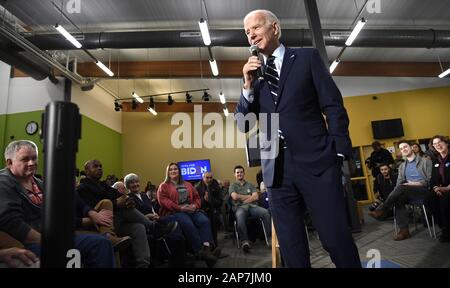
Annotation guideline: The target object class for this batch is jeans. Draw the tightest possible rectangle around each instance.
[234,205,271,242]
[25,234,115,268]
[171,211,213,253]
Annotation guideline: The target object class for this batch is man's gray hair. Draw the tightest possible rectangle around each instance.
[4,140,38,161]
[112,181,125,190]
[124,173,139,189]
[244,9,282,39]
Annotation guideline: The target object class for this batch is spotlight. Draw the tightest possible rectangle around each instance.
[202,91,210,102]
[114,100,122,112]
[185,92,192,103]
[131,99,138,110]
[148,97,157,116]
[167,95,174,106]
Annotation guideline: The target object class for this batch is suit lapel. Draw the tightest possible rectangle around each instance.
[277,48,296,102]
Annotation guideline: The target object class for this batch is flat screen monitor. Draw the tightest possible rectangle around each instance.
[371,118,404,139]
[178,159,211,181]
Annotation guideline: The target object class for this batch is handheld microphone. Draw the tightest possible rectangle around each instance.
[249,45,264,80]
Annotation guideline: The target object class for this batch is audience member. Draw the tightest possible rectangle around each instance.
[425,135,450,242]
[77,159,176,267]
[367,141,395,178]
[157,162,218,267]
[0,140,115,267]
[369,164,398,214]
[124,173,186,267]
[369,141,432,241]
[229,165,271,253]
[195,171,223,247]
[411,143,425,157]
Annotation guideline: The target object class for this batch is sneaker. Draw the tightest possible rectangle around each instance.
[106,234,132,252]
[242,240,251,253]
[153,221,178,240]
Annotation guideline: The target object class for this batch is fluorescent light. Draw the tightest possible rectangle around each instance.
[219,92,226,104]
[148,106,157,116]
[209,59,219,76]
[329,59,340,73]
[132,92,144,103]
[198,18,211,46]
[223,107,229,117]
[345,18,366,46]
[438,68,450,78]
[54,24,82,48]
[95,61,114,77]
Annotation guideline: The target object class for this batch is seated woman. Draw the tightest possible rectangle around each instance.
[123,173,186,267]
[425,135,450,243]
[157,162,218,267]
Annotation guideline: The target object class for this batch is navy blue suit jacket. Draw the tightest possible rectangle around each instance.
[235,48,351,187]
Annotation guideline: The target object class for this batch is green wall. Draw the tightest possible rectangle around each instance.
[0,111,122,178]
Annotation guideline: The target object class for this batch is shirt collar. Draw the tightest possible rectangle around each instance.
[263,44,285,64]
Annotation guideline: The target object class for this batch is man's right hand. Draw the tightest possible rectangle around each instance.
[116,195,135,209]
[0,247,38,268]
[89,209,113,227]
[243,56,261,89]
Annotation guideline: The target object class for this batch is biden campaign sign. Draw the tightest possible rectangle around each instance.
[178,159,211,181]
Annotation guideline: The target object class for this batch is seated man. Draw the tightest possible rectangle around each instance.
[369,141,432,241]
[0,140,115,267]
[369,163,398,214]
[229,165,271,252]
[195,171,223,247]
[75,192,131,251]
[77,160,176,267]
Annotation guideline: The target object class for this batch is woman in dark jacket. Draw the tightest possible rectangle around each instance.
[425,135,450,242]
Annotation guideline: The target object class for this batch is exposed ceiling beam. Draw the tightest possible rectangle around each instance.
[304,0,328,65]
[12,61,450,78]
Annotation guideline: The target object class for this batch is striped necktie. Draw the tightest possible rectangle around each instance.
[265,55,279,103]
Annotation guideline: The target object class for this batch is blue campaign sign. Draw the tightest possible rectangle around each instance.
[178,159,211,181]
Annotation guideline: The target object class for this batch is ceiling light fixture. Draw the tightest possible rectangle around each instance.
[96,60,114,77]
[132,92,144,103]
[198,18,211,46]
[209,59,219,76]
[54,24,82,48]
[185,92,193,103]
[223,106,229,117]
[114,100,122,112]
[202,90,210,102]
[148,97,157,115]
[131,99,138,110]
[219,92,226,104]
[167,95,174,106]
[345,18,366,46]
[329,59,340,74]
[438,68,450,78]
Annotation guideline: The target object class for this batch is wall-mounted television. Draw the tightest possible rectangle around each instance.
[178,159,211,181]
[371,118,404,139]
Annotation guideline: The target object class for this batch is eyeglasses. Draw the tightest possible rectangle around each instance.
[433,140,445,146]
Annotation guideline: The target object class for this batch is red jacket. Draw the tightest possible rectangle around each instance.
[157,181,201,216]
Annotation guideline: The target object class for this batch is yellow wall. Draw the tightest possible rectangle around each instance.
[122,85,450,187]
[122,111,261,186]
[345,85,450,147]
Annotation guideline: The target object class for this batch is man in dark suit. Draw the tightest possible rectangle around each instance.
[235,9,360,268]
